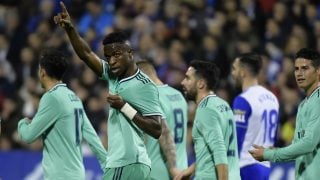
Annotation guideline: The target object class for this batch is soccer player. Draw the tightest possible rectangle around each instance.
[176,60,240,180]
[250,48,320,180]
[137,61,188,180]
[54,2,163,179]
[231,52,279,180]
[18,49,107,179]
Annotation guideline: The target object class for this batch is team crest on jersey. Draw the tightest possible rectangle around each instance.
[298,130,305,139]
[234,109,246,123]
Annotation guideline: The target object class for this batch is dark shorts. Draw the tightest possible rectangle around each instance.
[241,164,270,180]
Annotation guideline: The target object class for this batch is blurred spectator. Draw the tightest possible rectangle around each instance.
[1,0,320,155]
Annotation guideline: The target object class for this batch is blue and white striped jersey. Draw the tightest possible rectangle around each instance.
[233,85,279,168]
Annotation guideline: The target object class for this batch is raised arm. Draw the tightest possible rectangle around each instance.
[53,1,102,76]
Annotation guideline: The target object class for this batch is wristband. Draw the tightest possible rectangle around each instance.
[120,103,137,120]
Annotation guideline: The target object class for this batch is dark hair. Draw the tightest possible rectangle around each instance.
[190,60,220,90]
[39,48,69,80]
[102,31,130,45]
[237,52,262,76]
[295,48,320,68]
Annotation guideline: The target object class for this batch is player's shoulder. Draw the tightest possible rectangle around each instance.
[241,86,277,102]
[135,70,153,84]
[309,87,320,102]
[120,70,156,92]
[160,84,184,96]
[200,95,229,108]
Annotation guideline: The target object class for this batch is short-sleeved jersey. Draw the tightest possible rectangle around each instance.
[145,84,188,180]
[233,85,279,168]
[192,95,240,180]
[18,84,107,180]
[101,61,163,168]
[264,87,320,180]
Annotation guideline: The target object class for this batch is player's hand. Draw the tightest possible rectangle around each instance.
[53,1,72,28]
[173,169,192,180]
[170,167,181,178]
[106,92,126,110]
[249,144,265,161]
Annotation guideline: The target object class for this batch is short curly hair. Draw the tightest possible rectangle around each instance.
[295,48,320,68]
[190,60,220,90]
[39,48,69,80]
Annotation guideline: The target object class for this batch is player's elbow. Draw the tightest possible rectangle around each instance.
[19,133,36,144]
[152,123,162,139]
[147,116,162,139]
[302,138,318,153]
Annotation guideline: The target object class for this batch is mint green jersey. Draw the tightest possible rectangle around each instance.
[18,84,107,180]
[192,95,240,180]
[101,62,163,168]
[145,84,188,180]
[264,87,320,180]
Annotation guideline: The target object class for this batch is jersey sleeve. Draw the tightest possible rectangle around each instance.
[100,60,111,81]
[232,96,252,154]
[264,102,320,162]
[82,112,108,170]
[126,84,163,117]
[197,107,228,165]
[100,59,116,82]
[18,93,60,143]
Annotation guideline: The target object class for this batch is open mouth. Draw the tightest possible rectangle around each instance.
[110,67,120,73]
[296,78,305,83]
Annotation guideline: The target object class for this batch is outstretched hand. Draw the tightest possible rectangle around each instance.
[248,144,265,161]
[53,1,72,28]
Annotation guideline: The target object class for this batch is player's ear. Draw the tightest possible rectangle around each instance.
[316,67,320,76]
[240,68,246,78]
[128,48,133,56]
[39,67,47,78]
[197,79,206,90]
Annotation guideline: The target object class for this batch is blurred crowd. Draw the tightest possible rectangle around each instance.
[0,0,317,158]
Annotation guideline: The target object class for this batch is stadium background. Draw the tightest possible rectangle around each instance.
[1,0,317,179]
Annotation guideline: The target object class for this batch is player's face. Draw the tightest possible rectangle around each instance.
[294,58,320,93]
[181,66,198,101]
[231,58,243,86]
[104,43,133,78]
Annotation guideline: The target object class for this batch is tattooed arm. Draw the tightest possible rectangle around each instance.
[159,119,180,177]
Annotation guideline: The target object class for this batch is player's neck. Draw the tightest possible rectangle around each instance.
[305,82,320,97]
[153,78,164,85]
[242,78,258,91]
[44,79,63,92]
[196,90,215,104]
[120,64,138,80]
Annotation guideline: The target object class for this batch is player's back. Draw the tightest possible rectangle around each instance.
[41,84,86,179]
[158,85,188,169]
[193,95,240,180]
[233,85,279,168]
[145,84,188,180]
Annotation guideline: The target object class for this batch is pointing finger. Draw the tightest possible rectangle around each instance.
[60,1,68,13]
